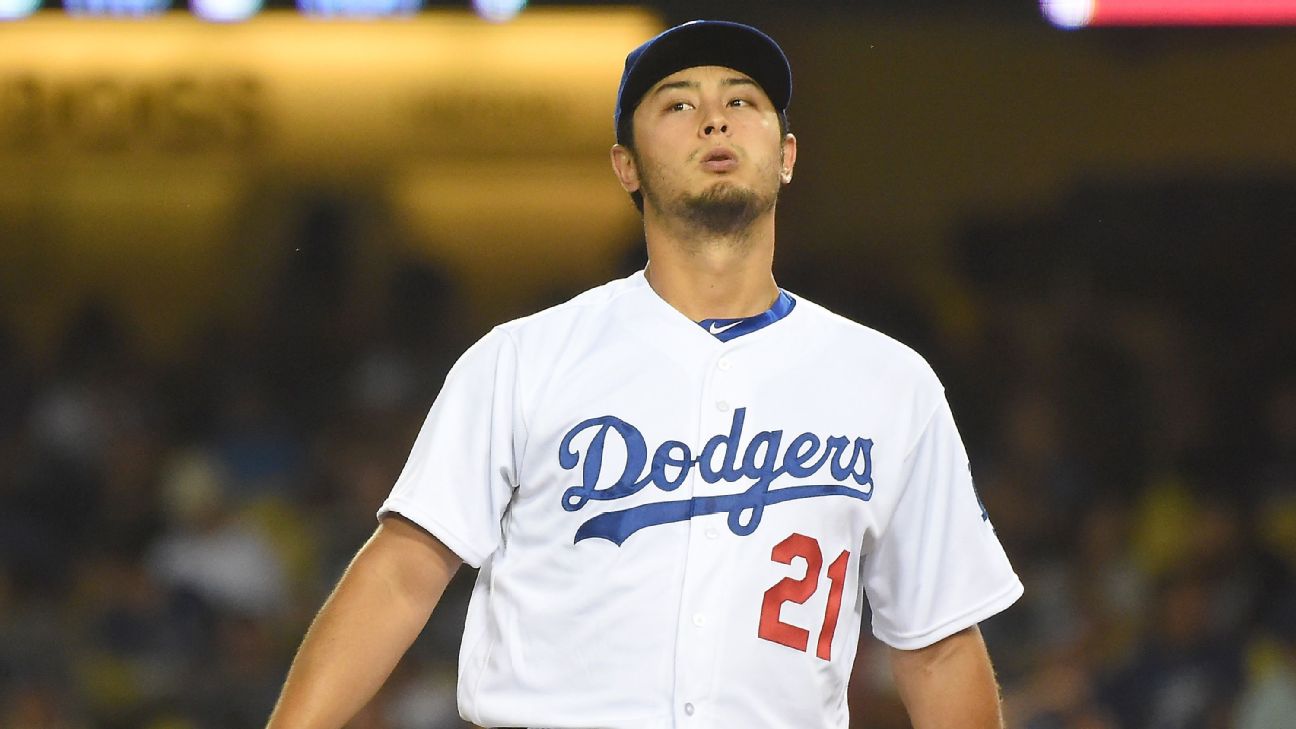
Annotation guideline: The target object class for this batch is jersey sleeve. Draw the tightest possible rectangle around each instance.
[377,328,523,569]
[861,395,1023,650]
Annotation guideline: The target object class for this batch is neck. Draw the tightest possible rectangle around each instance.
[641,208,780,322]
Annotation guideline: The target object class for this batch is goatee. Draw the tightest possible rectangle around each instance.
[675,182,775,238]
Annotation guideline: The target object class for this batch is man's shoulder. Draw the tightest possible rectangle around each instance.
[494,271,645,338]
[787,291,935,375]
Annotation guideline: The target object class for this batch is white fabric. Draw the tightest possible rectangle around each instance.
[380,270,1022,729]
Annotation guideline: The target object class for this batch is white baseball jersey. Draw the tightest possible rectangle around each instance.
[379,270,1022,729]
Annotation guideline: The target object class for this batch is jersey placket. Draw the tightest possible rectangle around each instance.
[670,345,748,727]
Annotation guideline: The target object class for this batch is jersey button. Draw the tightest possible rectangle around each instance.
[717,358,732,371]
[684,702,695,716]
[692,613,705,627]
[705,528,719,540]
[716,400,730,412]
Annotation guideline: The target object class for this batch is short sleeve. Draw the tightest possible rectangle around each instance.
[862,397,1023,650]
[378,328,522,568]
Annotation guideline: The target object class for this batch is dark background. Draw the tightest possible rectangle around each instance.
[2,3,1294,728]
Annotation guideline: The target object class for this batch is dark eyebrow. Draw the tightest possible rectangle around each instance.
[650,80,698,97]
[649,76,759,98]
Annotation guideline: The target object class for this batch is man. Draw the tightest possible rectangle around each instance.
[267,20,1022,729]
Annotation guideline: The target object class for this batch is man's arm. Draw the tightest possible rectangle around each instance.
[889,625,1004,729]
[266,515,463,729]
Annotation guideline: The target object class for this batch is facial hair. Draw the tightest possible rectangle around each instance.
[636,151,780,239]
[675,181,776,238]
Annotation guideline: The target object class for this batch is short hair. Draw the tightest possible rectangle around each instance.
[618,109,791,214]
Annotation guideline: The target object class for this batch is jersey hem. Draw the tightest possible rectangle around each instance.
[873,576,1024,651]
[377,500,489,568]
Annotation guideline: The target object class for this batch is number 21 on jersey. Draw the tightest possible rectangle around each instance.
[758,533,850,660]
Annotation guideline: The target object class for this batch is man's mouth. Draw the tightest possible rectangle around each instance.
[700,148,738,173]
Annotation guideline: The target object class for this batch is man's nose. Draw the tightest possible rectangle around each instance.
[701,105,730,136]
[702,120,729,136]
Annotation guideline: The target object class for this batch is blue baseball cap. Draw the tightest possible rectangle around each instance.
[614,20,792,144]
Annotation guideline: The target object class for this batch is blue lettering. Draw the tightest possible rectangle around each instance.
[699,407,746,482]
[824,436,850,481]
[558,409,876,545]
[739,428,783,482]
[650,440,692,491]
[847,438,874,488]
[729,429,784,536]
[559,416,649,511]
[783,432,821,477]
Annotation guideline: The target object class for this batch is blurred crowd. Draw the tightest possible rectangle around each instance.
[1,176,1294,729]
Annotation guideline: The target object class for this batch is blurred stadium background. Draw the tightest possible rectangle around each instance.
[2,2,1295,727]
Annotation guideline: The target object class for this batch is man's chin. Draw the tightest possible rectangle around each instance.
[678,182,774,236]
[697,178,746,197]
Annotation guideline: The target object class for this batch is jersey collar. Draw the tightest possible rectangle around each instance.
[697,290,796,342]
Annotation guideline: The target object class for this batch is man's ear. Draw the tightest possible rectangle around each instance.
[610,144,641,193]
[779,133,798,184]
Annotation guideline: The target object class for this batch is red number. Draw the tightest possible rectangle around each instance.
[817,549,849,660]
[758,533,851,661]
[758,533,821,652]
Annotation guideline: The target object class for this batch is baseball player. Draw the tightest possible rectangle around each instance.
[267,20,1022,729]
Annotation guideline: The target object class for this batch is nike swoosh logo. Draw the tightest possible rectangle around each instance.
[708,321,743,335]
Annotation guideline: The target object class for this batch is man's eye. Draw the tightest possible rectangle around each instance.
[729,98,751,107]
[669,102,695,112]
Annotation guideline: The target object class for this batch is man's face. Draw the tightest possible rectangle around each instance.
[616,65,795,235]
